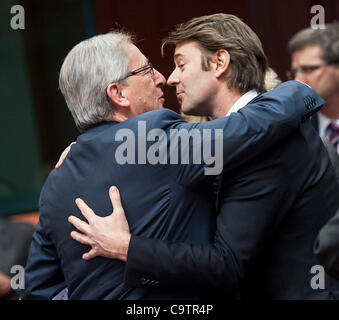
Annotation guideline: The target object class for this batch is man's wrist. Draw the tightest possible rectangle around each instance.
[115,233,131,262]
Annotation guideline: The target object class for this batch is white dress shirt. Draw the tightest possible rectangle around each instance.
[226,90,259,116]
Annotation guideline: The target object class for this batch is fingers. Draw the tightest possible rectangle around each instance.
[70,231,93,246]
[68,215,92,235]
[75,198,96,223]
[55,142,75,169]
[55,147,69,169]
[109,186,123,215]
[70,232,98,260]
[83,249,98,260]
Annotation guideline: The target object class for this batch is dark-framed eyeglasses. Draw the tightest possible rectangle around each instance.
[286,64,327,80]
[117,61,154,82]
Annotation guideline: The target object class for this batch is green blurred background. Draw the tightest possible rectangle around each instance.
[0,0,93,216]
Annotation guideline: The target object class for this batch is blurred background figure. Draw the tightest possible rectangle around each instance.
[288,22,339,155]
[0,218,35,299]
[288,22,339,280]
[264,67,282,91]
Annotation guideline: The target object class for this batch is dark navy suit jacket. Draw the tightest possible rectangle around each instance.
[22,81,324,299]
[315,209,339,281]
[311,113,320,132]
[311,114,339,182]
[125,87,339,299]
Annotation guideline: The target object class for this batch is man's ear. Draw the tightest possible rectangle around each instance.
[213,49,231,78]
[106,83,130,107]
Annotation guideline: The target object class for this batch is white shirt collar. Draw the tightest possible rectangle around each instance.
[226,90,259,116]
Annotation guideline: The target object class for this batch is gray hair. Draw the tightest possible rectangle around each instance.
[288,21,339,65]
[59,31,133,132]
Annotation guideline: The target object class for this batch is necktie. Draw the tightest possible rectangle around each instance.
[326,122,339,150]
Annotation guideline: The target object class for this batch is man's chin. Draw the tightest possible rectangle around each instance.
[181,104,199,117]
[181,104,210,118]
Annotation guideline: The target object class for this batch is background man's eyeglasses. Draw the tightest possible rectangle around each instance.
[286,64,327,80]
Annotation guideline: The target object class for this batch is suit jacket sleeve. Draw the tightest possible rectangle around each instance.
[20,216,66,299]
[165,81,324,186]
[125,163,291,295]
[314,209,339,281]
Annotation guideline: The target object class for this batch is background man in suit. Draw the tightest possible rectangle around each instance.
[288,22,339,182]
[21,28,316,299]
[0,219,34,300]
[69,14,339,299]
[288,22,339,156]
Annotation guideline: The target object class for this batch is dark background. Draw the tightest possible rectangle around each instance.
[0,0,338,216]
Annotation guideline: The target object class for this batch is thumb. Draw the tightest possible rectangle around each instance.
[109,186,124,215]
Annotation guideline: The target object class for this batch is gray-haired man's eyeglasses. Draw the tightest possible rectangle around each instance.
[117,61,154,82]
[286,64,327,80]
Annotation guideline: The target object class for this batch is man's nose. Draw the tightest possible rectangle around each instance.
[167,69,179,86]
[153,69,166,87]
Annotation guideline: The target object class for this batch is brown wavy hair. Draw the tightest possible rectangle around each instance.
[162,13,268,93]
